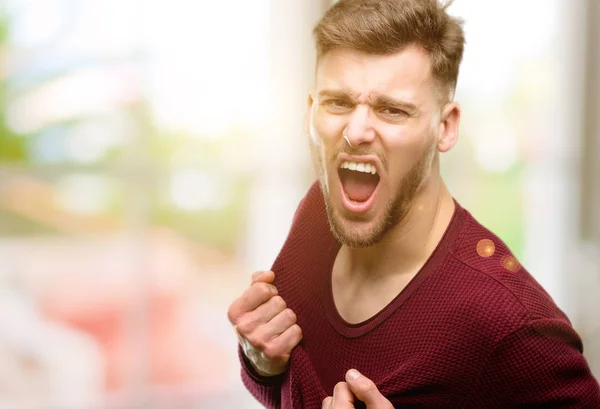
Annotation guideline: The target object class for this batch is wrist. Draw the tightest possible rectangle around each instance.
[240,337,287,377]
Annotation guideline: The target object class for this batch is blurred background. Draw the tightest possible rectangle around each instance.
[0,0,598,408]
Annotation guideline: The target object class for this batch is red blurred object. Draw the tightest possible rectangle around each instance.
[26,232,231,394]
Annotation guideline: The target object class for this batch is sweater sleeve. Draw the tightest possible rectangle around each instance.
[238,183,323,407]
[239,345,284,408]
[464,318,600,408]
[236,192,312,407]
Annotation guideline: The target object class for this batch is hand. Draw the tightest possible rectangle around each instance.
[227,270,302,377]
[322,369,393,409]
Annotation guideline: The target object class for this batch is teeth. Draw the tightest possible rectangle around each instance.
[340,161,377,175]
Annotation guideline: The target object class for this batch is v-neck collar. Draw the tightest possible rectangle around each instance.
[320,199,467,338]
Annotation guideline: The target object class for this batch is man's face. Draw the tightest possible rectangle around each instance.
[308,45,444,248]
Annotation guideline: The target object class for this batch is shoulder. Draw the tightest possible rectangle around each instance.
[285,181,333,246]
[291,181,327,225]
[271,181,339,292]
[444,205,569,326]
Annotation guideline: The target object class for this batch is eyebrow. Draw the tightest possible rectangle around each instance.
[317,89,419,113]
[318,89,359,101]
[371,93,419,114]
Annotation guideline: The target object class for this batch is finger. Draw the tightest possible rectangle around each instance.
[263,308,297,338]
[251,270,275,285]
[227,282,278,324]
[261,324,302,361]
[345,369,393,409]
[234,295,287,336]
[322,396,333,409]
[332,381,355,408]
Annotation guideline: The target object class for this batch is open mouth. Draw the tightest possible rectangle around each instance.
[338,160,380,206]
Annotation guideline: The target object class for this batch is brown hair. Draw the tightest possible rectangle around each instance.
[313,0,465,99]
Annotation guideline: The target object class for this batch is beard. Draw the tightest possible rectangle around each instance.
[311,138,436,248]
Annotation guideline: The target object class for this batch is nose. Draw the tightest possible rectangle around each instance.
[344,104,376,147]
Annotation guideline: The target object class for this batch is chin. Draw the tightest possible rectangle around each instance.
[326,204,389,248]
[325,186,411,248]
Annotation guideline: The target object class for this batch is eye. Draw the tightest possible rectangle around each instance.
[379,107,408,118]
[331,99,352,108]
[322,99,354,113]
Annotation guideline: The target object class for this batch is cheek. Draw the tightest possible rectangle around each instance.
[379,126,429,176]
[313,109,345,145]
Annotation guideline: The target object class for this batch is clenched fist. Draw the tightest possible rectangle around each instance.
[227,271,302,377]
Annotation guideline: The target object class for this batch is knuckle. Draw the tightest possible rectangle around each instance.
[271,295,286,310]
[285,308,297,323]
[256,282,274,299]
[234,319,251,336]
[244,332,264,349]
[288,325,303,347]
[252,282,267,297]
[291,324,303,339]
[262,343,282,360]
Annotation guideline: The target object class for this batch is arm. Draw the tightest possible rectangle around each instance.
[229,271,301,409]
[464,318,600,408]
[238,183,320,408]
[239,345,283,408]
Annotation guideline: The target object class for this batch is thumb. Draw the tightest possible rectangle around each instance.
[251,270,275,285]
[345,369,393,409]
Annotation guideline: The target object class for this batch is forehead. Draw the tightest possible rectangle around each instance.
[315,45,435,103]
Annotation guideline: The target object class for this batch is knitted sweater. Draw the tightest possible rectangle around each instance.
[240,182,600,408]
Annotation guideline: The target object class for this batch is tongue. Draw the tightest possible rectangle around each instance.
[341,170,379,202]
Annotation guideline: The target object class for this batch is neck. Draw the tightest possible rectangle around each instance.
[340,168,455,281]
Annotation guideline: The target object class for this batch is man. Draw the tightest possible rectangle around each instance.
[227,0,600,407]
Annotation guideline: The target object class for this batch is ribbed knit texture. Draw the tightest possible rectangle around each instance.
[240,182,600,408]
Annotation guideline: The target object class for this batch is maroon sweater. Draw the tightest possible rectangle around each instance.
[240,182,600,408]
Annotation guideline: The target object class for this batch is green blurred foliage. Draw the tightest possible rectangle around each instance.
[0,12,28,162]
[472,164,525,260]
[151,176,251,253]
[0,5,526,258]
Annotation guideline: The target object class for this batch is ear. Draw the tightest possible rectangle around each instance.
[305,93,315,136]
[437,102,460,153]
